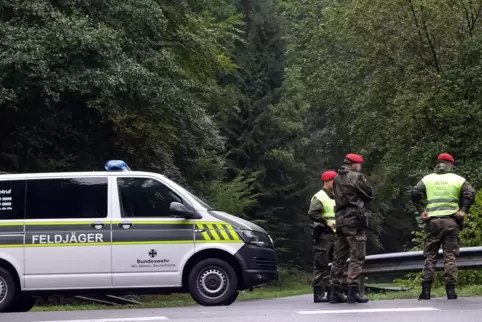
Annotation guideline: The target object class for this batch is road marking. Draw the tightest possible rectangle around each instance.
[34,317,169,322]
[297,307,440,314]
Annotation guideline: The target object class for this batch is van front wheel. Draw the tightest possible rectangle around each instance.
[0,267,17,313]
[188,258,239,306]
[7,293,37,312]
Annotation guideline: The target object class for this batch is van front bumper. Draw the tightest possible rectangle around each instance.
[234,244,279,290]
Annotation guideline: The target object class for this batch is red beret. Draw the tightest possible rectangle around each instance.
[437,153,454,163]
[345,153,364,163]
[321,170,337,181]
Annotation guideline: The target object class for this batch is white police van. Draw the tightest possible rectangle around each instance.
[0,161,278,312]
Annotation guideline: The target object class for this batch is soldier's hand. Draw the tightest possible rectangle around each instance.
[455,211,466,219]
[421,211,429,221]
[329,223,335,231]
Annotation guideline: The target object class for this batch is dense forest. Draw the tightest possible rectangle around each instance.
[2,0,482,271]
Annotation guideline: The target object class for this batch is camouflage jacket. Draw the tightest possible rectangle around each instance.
[333,164,374,223]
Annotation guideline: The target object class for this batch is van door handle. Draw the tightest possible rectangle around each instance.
[91,222,105,229]
[195,228,206,233]
[118,222,133,229]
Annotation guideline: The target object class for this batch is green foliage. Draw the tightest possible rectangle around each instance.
[5,0,482,272]
[201,170,260,219]
[273,266,311,286]
[277,0,482,256]
[0,0,320,269]
[0,0,242,188]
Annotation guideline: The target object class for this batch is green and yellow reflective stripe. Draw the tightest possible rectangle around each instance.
[206,224,221,240]
[226,226,241,241]
[0,220,236,226]
[195,223,241,242]
[0,220,244,247]
[220,223,240,241]
[111,220,233,225]
[0,244,23,248]
[112,240,194,245]
[26,221,110,226]
[27,242,111,247]
[196,239,241,243]
[216,224,231,240]
[196,223,212,241]
[2,241,193,248]
[426,198,459,204]
[112,220,195,225]
[0,240,244,248]
[0,222,23,226]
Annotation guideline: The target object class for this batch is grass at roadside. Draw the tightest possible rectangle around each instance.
[32,283,482,312]
[31,284,313,312]
[30,267,482,312]
[31,268,313,312]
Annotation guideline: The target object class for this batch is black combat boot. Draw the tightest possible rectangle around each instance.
[346,284,369,303]
[340,283,349,302]
[313,285,328,303]
[328,285,346,304]
[446,284,457,300]
[418,282,431,300]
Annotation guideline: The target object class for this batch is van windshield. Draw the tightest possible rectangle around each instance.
[185,192,213,210]
[161,175,213,210]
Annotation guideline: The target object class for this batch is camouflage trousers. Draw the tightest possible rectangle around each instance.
[422,217,460,285]
[329,225,367,286]
[312,231,335,287]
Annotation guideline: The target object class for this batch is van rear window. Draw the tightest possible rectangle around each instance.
[0,180,25,220]
[26,177,108,219]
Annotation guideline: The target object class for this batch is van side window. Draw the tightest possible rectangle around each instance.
[0,180,25,220]
[117,177,182,218]
[26,178,108,219]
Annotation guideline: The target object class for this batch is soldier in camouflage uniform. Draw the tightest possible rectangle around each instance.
[308,170,338,303]
[412,153,475,300]
[328,153,374,304]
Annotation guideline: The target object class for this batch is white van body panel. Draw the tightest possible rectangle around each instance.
[0,170,276,295]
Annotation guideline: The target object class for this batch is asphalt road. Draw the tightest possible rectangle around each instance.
[3,294,482,322]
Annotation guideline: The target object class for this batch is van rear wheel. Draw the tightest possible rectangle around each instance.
[0,267,17,313]
[188,258,239,306]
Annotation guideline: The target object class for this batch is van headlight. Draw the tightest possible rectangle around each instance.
[237,230,272,247]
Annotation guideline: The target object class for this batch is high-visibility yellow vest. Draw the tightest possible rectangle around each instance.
[312,189,336,232]
[421,172,465,217]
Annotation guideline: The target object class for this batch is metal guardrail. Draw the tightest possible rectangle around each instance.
[362,246,482,276]
[357,246,482,294]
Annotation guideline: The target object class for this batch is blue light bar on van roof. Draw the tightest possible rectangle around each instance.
[105,160,131,171]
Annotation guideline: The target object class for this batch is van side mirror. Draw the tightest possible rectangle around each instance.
[169,202,194,219]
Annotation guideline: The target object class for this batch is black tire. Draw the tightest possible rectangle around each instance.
[223,290,239,305]
[187,258,238,306]
[0,267,17,313]
[6,293,37,312]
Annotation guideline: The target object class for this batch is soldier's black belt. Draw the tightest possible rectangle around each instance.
[429,215,456,220]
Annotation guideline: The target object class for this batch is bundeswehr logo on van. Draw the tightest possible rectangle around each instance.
[132,250,175,269]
